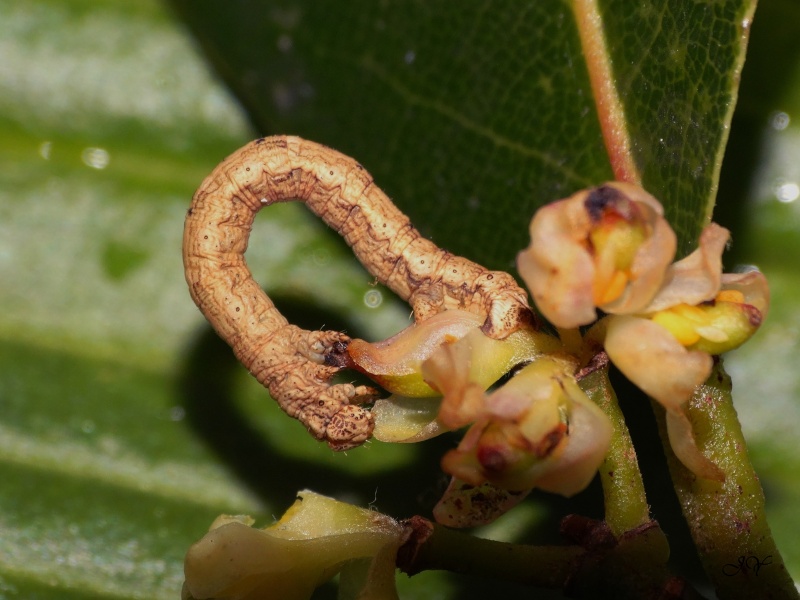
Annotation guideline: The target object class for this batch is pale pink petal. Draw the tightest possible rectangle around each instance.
[645,223,729,312]
[605,315,713,410]
[534,390,613,496]
[517,191,597,328]
[421,339,486,428]
[438,360,611,498]
[485,359,566,422]
[348,311,478,375]
[518,182,676,327]
[666,409,724,481]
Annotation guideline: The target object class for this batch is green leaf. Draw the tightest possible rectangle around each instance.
[598,0,756,253]
[168,0,754,261]
[2,0,798,599]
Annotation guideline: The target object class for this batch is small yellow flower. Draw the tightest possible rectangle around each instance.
[517,182,677,328]
[604,252,769,415]
[514,195,772,483]
[182,491,405,600]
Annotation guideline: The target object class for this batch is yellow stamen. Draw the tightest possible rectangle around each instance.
[715,289,745,304]
[651,311,701,346]
[596,270,629,305]
[670,303,707,323]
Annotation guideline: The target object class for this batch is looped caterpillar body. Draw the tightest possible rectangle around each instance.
[183,136,532,450]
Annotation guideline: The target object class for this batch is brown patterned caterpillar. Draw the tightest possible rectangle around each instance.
[183,136,533,450]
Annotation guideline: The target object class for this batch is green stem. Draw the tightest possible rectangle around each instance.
[579,363,651,537]
[653,358,798,600]
[400,517,697,599]
[404,521,583,588]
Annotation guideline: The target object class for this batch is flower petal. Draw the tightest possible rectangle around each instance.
[720,269,770,319]
[600,193,676,314]
[183,520,323,600]
[645,223,729,312]
[605,315,712,410]
[350,310,556,399]
[517,189,598,328]
[438,360,611,496]
[371,396,446,443]
[421,337,487,428]
[534,380,613,496]
[666,408,724,482]
[688,297,765,355]
[422,326,560,429]
[348,310,484,397]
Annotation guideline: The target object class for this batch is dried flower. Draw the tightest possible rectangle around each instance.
[433,479,532,528]
[182,491,404,600]
[517,182,676,328]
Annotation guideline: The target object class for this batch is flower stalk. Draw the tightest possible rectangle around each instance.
[578,360,651,537]
[653,360,799,600]
[401,515,697,599]
[399,518,583,588]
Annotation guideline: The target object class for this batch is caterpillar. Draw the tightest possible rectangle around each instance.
[183,136,533,450]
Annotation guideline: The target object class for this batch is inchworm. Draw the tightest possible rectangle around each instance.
[183,136,533,450]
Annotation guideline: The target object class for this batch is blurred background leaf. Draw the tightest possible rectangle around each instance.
[0,0,797,598]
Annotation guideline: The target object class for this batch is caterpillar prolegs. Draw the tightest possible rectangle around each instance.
[183,136,533,450]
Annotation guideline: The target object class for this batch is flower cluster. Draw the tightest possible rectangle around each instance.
[348,182,767,522]
[518,182,768,480]
[348,309,612,526]
[182,182,770,597]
